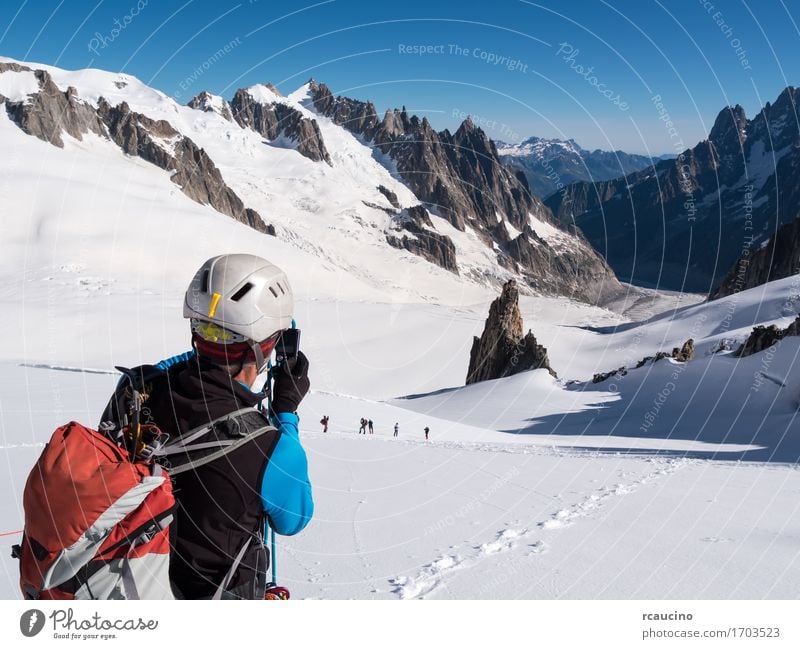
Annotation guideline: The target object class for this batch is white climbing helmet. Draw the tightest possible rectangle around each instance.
[183,254,294,345]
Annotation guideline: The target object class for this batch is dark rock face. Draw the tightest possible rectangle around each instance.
[307,82,620,302]
[736,316,800,357]
[229,88,331,165]
[466,279,556,384]
[545,87,800,291]
[96,99,273,234]
[593,366,627,383]
[308,81,380,140]
[1,65,105,146]
[593,338,694,383]
[386,205,458,274]
[377,185,400,209]
[674,338,695,362]
[710,214,800,299]
[504,223,619,297]
[187,91,232,121]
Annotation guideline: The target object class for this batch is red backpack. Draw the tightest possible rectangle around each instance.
[15,363,277,600]
[14,421,176,599]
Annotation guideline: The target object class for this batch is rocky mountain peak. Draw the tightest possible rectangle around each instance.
[466,279,556,384]
[708,104,747,157]
[229,88,331,164]
[453,117,497,157]
[304,81,621,302]
[756,86,800,148]
[263,82,281,97]
[187,91,232,121]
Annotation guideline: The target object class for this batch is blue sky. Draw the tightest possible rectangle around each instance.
[1,0,797,153]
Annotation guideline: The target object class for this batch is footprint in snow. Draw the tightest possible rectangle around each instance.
[389,555,462,599]
[528,541,548,555]
[479,528,523,555]
[540,509,573,529]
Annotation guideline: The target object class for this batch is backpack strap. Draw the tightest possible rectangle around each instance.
[212,536,253,600]
[156,409,276,476]
[212,512,269,600]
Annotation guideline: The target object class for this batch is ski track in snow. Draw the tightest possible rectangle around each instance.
[389,457,692,599]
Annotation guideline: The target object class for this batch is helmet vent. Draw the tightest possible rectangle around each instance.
[276,282,285,295]
[268,285,278,298]
[230,282,254,302]
[200,270,210,293]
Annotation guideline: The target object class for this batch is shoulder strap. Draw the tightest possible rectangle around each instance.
[157,409,277,476]
[212,537,253,600]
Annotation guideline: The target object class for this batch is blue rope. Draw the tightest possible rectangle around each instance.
[270,525,277,583]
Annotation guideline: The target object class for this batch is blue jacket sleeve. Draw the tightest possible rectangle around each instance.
[261,412,314,536]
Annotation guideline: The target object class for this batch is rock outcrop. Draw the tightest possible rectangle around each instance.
[377,185,400,209]
[229,88,331,164]
[593,338,695,383]
[466,279,556,384]
[187,91,232,121]
[96,99,273,234]
[1,64,105,146]
[674,338,695,362]
[710,214,800,299]
[386,205,458,274]
[736,316,800,357]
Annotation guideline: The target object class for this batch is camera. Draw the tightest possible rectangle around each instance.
[275,328,301,365]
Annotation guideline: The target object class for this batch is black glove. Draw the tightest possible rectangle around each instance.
[270,351,310,414]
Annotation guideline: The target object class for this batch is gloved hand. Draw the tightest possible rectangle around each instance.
[270,351,310,414]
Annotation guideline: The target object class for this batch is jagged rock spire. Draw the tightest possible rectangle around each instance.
[466,279,556,384]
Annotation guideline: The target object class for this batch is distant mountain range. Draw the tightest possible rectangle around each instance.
[497,136,673,198]
[545,87,800,292]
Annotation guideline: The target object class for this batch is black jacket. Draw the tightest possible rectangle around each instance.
[104,358,281,598]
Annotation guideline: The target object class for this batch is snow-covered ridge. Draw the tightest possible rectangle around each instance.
[497,135,583,158]
[0,67,39,101]
[0,57,497,305]
[0,56,625,306]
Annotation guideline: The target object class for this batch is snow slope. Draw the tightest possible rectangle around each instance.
[2,274,799,599]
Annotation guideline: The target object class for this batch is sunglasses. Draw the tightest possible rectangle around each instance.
[253,331,284,373]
